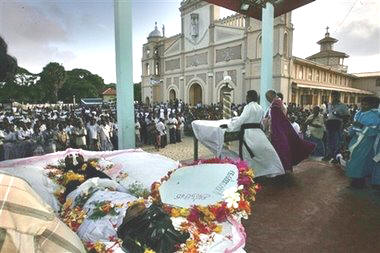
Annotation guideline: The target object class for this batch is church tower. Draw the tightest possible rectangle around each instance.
[244,12,294,102]
[141,22,164,105]
[307,27,349,72]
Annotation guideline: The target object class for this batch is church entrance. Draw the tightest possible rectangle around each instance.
[145,96,150,106]
[189,83,202,106]
[169,89,176,101]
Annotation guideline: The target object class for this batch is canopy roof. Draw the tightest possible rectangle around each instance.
[203,0,315,20]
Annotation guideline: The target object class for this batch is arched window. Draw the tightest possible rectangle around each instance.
[155,62,159,75]
[146,63,150,75]
[283,33,289,58]
[257,35,262,59]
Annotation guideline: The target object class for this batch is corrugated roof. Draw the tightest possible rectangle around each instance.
[102,88,116,95]
[307,50,349,59]
[317,36,338,45]
[295,82,373,95]
[352,72,380,78]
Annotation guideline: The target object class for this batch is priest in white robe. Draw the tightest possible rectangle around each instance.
[222,90,284,178]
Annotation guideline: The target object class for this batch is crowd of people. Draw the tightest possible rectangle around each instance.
[0,106,118,161]
[1,92,379,191]
[0,100,240,160]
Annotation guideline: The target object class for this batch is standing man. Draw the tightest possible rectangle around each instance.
[221,90,284,178]
[264,90,315,173]
[322,91,350,163]
[168,114,177,144]
[305,106,326,157]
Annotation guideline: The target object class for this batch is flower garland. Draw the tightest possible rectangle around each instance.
[61,198,87,232]
[147,158,261,253]
[85,236,123,253]
[88,201,124,220]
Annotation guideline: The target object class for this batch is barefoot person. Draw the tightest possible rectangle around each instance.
[221,90,284,177]
[264,90,315,173]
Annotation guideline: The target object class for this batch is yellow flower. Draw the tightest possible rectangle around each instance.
[94,241,106,252]
[213,225,222,233]
[171,208,181,217]
[90,161,97,168]
[63,171,85,185]
[81,163,87,171]
[246,169,254,178]
[144,248,156,253]
[186,239,197,249]
[63,198,73,210]
[179,208,190,217]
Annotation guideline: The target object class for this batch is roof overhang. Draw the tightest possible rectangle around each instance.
[204,0,315,20]
[294,83,373,95]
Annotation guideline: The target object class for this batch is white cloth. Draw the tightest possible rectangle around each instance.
[192,119,230,156]
[168,118,178,129]
[291,122,301,134]
[88,124,99,140]
[156,121,166,136]
[226,102,284,177]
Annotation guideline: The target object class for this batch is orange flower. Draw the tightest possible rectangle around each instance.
[238,199,251,214]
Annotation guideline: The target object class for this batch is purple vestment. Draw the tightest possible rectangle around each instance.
[270,99,315,171]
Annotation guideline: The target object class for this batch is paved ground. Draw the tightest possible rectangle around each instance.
[141,137,380,253]
[140,136,214,162]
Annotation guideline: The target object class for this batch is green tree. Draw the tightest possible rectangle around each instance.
[58,68,105,103]
[0,67,40,103]
[38,62,66,103]
[134,82,141,102]
[0,36,17,83]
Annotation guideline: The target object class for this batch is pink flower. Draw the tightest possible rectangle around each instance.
[238,176,252,186]
[215,204,229,223]
[187,207,200,222]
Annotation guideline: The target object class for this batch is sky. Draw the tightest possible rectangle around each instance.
[0,0,379,84]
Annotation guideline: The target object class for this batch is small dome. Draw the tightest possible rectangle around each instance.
[148,22,162,38]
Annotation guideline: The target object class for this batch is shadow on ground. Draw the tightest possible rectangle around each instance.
[243,160,380,253]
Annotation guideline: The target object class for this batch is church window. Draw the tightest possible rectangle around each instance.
[257,35,262,59]
[283,33,288,58]
[155,62,159,75]
[146,63,150,75]
[376,78,380,87]
[307,68,312,80]
[316,70,320,82]
[298,67,303,79]
[146,48,150,57]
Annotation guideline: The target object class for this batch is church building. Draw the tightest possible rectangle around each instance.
[141,0,373,106]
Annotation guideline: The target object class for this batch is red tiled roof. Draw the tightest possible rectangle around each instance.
[102,88,116,95]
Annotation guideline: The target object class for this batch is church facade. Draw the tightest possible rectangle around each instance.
[141,0,373,106]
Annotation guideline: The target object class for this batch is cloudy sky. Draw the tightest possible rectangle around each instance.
[0,0,379,83]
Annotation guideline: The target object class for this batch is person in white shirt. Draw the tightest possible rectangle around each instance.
[99,120,113,151]
[175,115,183,142]
[168,114,177,144]
[290,116,301,137]
[156,118,166,148]
[73,121,87,149]
[135,119,141,146]
[87,118,99,151]
[221,90,285,178]
[3,124,17,160]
